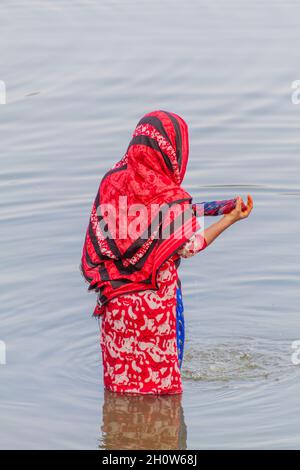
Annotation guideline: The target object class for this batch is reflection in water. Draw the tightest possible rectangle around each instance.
[99,389,187,450]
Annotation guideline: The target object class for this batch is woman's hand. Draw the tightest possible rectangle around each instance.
[203,194,254,247]
[223,194,254,225]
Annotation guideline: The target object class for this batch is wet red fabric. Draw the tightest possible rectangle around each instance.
[81,110,199,314]
[100,257,183,395]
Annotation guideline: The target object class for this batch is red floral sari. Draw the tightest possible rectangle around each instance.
[100,235,206,395]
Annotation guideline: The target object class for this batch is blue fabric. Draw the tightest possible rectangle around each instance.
[176,287,185,369]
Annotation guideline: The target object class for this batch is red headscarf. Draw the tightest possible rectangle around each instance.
[81,110,199,314]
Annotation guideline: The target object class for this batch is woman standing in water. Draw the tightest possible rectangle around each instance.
[81,110,253,395]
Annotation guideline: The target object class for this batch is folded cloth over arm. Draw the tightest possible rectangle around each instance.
[193,198,247,217]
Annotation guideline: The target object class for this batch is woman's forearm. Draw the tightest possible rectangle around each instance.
[203,216,234,246]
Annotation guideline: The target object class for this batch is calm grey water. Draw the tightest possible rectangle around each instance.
[1,0,300,449]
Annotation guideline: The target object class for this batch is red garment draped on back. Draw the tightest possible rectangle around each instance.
[81,110,199,315]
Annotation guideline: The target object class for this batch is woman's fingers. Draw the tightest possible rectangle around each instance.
[236,195,242,213]
[247,194,254,210]
[246,194,253,214]
[241,194,253,218]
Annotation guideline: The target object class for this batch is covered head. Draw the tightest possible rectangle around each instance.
[126,110,190,193]
[81,110,199,313]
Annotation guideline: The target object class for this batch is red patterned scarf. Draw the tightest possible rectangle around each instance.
[81,110,199,315]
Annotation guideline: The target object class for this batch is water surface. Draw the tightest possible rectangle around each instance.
[1,0,300,449]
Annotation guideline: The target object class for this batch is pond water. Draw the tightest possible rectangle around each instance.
[0,0,300,449]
